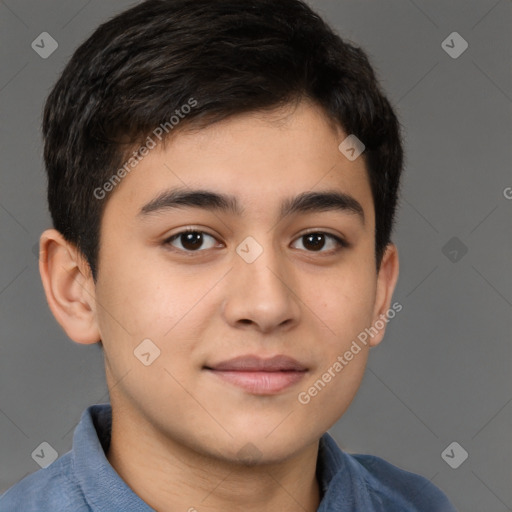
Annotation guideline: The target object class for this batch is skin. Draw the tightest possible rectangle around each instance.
[39,100,399,512]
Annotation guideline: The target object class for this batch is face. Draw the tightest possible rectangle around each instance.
[65,101,398,463]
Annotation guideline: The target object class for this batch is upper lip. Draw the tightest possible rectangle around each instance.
[205,355,307,372]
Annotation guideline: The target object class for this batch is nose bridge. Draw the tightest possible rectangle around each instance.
[222,234,300,331]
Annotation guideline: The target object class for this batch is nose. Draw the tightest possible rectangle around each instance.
[221,240,301,334]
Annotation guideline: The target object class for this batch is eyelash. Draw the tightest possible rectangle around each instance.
[163,228,349,255]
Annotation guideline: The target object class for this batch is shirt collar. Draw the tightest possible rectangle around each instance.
[72,403,362,511]
[72,403,155,511]
[316,430,348,496]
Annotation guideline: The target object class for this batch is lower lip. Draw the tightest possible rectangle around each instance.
[207,370,306,394]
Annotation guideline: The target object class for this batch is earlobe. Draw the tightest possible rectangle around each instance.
[368,243,400,347]
[38,229,101,345]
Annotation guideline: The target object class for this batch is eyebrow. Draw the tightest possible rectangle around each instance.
[138,187,365,224]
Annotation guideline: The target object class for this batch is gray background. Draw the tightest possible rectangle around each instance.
[0,1,511,510]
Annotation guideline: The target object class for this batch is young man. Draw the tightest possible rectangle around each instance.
[0,0,457,510]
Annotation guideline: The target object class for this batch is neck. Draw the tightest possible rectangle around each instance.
[106,404,321,512]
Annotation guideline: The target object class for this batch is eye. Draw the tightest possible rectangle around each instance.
[164,229,220,252]
[291,232,348,253]
[163,229,348,254]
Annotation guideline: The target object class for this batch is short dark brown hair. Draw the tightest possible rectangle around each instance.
[43,0,404,281]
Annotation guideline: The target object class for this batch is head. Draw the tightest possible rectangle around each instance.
[40,0,402,464]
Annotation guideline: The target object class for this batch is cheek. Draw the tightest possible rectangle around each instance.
[311,267,377,347]
[97,254,189,334]
[95,259,219,378]
[297,263,376,422]
[295,336,370,435]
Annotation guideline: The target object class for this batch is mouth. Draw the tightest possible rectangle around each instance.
[204,354,308,395]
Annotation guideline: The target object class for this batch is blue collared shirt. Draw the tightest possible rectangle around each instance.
[1,403,457,511]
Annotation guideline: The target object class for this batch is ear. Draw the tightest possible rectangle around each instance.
[38,229,101,345]
[368,243,400,348]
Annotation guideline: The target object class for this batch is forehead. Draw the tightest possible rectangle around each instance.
[101,101,374,226]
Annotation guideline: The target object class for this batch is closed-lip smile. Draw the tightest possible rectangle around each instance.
[204,354,308,395]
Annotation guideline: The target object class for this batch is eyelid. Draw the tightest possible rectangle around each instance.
[163,227,349,254]
[163,227,221,250]
[299,228,348,244]
[293,229,349,252]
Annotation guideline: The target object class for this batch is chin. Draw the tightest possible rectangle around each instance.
[207,427,318,466]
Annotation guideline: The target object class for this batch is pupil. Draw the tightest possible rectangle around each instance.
[304,233,324,251]
[178,233,327,251]
[182,232,203,250]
